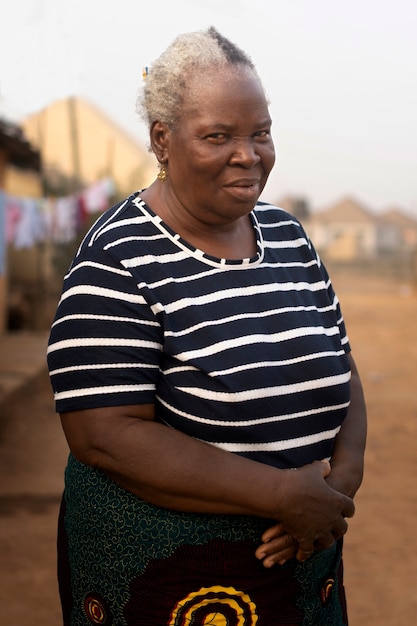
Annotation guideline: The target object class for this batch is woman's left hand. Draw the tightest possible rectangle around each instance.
[255,522,298,567]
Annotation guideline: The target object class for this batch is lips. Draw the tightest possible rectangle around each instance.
[224,179,261,202]
[226,178,260,188]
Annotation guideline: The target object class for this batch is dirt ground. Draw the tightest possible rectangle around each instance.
[0,270,416,625]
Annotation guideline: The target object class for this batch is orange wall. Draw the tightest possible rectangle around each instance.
[23,97,156,195]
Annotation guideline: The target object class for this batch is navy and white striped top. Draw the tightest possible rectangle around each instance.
[47,192,351,470]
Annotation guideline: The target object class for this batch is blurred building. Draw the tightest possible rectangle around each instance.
[1,98,156,334]
[0,120,42,333]
[275,195,311,223]
[0,121,42,196]
[22,96,156,196]
[378,207,417,252]
[303,196,417,265]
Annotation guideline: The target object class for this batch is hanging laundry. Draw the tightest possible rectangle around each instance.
[54,195,79,243]
[82,177,115,214]
[75,193,88,231]
[41,197,56,240]
[5,195,22,244]
[13,198,47,248]
[1,178,114,250]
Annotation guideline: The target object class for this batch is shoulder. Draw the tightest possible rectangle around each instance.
[254,200,308,239]
[254,200,303,227]
[78,191,154,252]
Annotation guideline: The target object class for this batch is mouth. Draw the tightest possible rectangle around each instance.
[224,179,261,201]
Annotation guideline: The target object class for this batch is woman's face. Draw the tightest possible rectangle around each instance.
[162,67,275,226]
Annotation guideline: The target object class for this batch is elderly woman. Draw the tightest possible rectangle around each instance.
[48,27,366,626]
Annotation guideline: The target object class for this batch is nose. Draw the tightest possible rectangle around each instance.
[229,137,260,167]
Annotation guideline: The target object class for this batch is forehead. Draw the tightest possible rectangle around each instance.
[181,67,270,121]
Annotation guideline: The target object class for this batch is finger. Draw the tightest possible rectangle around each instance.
[261,523,286,543]
[262,544,298,568]
[314,533,337,551]
[330,517,349,541]
[296,540,315,562]
[256,534,298,567]
[256,533,295,559]
[318,459,331,478]
[342,497,355,519]
[256,539,281,560]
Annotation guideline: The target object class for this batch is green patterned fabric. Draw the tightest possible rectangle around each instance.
[61,454,347,625]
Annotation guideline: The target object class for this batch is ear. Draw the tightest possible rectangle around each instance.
[150,121,171,163]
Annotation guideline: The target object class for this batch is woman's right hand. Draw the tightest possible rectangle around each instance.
[255,522,298,567]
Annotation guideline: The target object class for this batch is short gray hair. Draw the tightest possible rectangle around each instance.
[137,26,261,130]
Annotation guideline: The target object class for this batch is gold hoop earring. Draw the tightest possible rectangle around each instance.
[157,163,168,183]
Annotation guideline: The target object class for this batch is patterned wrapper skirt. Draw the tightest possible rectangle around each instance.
[58,454,348,626]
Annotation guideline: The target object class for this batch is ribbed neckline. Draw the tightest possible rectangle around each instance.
[131,192,264,269]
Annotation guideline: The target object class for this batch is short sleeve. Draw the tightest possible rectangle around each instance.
[47,244,163,412]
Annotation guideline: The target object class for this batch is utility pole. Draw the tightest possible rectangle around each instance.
[68,96,82,192]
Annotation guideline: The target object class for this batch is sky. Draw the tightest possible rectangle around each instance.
[1,0,416,215]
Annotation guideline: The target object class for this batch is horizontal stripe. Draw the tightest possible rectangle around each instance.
[123,250,189,268]
[47,337,161,354]
[165,306,335,338]
[65,260,132,279]
[163,350,345,376]
[174,326,340,361]
[48,194,351,469]
[59,285,147,305]
[51,313,159,329]
[158,281,325,315]
[264,238,308,249]
[49,362,158,376]
[177,372,350,402]
[208,427,341,453]
[103,233,167,249]
[207,350,346,377]
[157,396,350,428]
[54,383,155,401]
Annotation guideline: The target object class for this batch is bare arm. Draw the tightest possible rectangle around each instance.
[60,403,354,556]
[256,351,367,565]
[325,353,367,498]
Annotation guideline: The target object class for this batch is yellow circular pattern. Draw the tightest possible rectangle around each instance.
[169,585,258,625]
[84,595,107,624]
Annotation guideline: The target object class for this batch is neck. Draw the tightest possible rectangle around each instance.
[140,181,257,260]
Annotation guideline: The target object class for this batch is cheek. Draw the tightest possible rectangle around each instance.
[263,145,276,171]
[188,157,227,181]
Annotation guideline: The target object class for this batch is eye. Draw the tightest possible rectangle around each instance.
[205,132,229,143]
[253,129,271,141]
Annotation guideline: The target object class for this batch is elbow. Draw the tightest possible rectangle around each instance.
[59,413,112,472]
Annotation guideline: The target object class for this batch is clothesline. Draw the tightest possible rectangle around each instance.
[0,178,115,274]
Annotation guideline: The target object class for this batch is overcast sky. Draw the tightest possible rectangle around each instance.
[1,0,416,215]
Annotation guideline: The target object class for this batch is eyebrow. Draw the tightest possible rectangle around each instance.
[199,118,272,131]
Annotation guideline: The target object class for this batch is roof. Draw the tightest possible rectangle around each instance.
[378,208,417,228]
[21,96,154,190]
[0,119,41,171]
[310,196,375,224]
